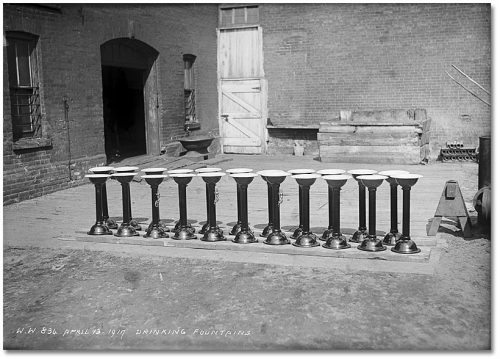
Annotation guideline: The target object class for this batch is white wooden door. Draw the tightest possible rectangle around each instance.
[218,27,267,154]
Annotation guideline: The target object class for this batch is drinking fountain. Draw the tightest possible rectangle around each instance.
[195,167,222,173]
[142,167,167,175]
[165,169,194,229]
[347,169,378,243]
[141,174,169,239]
[170,173,198,240]
[288,169,316,239]
[88,166,117,230]
[198,171,226,242]
[113,172,140,237]
[226,168,254,235]
[141,168,169,230]
[257,170,291,245]
[167,169,194,174]
[391,173,423,254]
[356,174,387,252]
[114,166,141,231]
[114,166,140,173]
[378,170,410,246]
[256,171,275,238]
[291,173,322,248]
[321,174,352,250]
[229,172,259,244]
[226,168,253,174]
[316,169,346,176]
[196,167,223,234]
[86,174,113,235]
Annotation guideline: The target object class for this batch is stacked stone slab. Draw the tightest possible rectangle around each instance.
[318,109,431,164]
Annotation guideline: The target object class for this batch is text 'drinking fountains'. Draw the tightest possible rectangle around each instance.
[291,173,322,248]
[226,168,254,235]
[195,167,222,234]
[170,173,197,240]
[114,166,141,231]
[88,166,117,230]
[229,172,259,244]
[347,169,378,243]
[198,171,226,242]
[141,174,169,239]
[257,170,291,245]
[86,174,112,235]
[356,175,387,252]
[113,172,140,237]
[321,174,352,250]
[378,170,410,246]
[391,173,423,254]
[288,169,316,239]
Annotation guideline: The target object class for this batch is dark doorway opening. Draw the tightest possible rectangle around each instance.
[102,66,146,162]
[101,38,160,164]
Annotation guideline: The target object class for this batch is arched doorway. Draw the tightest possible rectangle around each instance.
[101,38,160,162]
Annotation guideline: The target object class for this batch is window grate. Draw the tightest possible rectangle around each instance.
[10,85,42,138]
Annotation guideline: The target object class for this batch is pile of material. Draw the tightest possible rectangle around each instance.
[440,141,477,162]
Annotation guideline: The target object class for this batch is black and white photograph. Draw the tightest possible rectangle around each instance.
[1,0,492,351]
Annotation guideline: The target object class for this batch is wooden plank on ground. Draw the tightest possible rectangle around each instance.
[59,234,432,263]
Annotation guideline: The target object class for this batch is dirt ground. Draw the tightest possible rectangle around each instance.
[3,231,490,351]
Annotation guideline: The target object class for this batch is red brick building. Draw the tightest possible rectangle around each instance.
[3,3,491,204]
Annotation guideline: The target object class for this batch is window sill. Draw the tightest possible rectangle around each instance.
[12,137,52,151]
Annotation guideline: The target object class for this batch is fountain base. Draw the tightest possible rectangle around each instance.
[264,231,289,245]
[350,229,369,243]
[357,235,387,252]
[233,230,258,244]
[383,231,402,246]
[88,223,112,236]
[323,234,351,250]
[115,224,140,237]
[292,232,320,248]
[201,227,226,242]
[391,238,421,254]
[144,226,168,239]
[173,226,197,240]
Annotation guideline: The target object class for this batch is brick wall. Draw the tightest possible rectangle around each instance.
[261,3,491,159]
[3,4,218,204]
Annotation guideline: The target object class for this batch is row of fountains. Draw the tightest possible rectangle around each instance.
[85,166,423,255]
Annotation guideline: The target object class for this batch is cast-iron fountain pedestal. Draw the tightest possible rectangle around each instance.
[356,174,387,252]
[348,169,377,243]
[198,171,226,242]
[321,174,352,250]
[230,172,259,244]
[391,173,423,254]
[86,174,112,235]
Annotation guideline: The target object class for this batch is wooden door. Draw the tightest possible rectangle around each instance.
[218,27,267,154]
[144,60,160,155]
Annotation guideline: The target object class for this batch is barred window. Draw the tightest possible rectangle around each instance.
[6,31,43,140]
